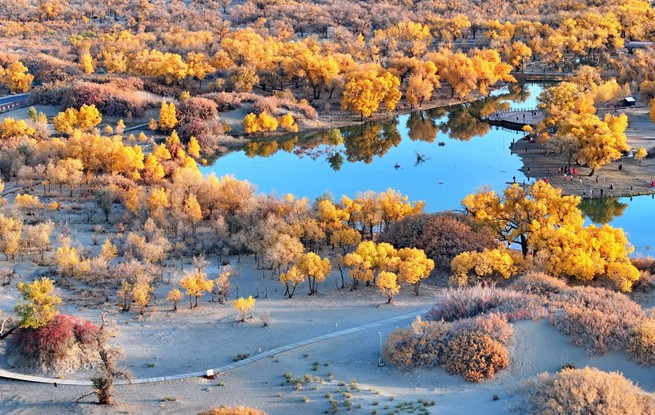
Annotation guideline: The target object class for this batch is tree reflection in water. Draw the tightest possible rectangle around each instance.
[579,197,629,224]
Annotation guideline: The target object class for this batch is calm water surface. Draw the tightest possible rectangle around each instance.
[204,84,655,255]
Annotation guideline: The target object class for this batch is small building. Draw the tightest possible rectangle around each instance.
[618,97,636,107]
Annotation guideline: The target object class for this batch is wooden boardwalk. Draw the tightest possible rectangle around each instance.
[486,109,545,131]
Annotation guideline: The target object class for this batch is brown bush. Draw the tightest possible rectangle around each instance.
[199,407,269,415]
[379,213,497,271]
[10,314,99,373]
[382,317,448,370]
[31,82,68,106]
[626,319,655,366]
[178,119,226,152]
[178,97,218,125]
[524,367,655,415]
[441,332,509,382]
[550,286,645,355]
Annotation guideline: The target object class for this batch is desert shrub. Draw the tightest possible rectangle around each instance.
[23,54,82,84]
[31,81,68,106]
[198,406,269,415]
[382,317,448,370]
[178,119,226,151]
[203,92,243,111]
[631,257,655,274]
[524,367,655,415]
[177,97,218,125]
[61,82,110,109]
[426,285,547,323]
[251,96,279,115]
[626,319,655,366]
[379,213,497,271]
[447,313,514,345]
[143,79,185,98]
[103,97,150,118]
[510,272,568,298]
[10,314,99,373]
[550,286,644,355]
[441,332,509,382]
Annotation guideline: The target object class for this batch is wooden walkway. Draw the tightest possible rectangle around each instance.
[0,308,428,386]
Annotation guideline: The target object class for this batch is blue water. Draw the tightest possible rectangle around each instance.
[203,83,654,256]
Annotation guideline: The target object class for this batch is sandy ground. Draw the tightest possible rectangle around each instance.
[510,104,655,198]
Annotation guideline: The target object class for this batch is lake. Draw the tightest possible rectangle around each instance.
[203,83,655,256]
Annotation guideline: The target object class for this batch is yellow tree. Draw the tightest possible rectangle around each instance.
[396,247,434,295]
[167,288,183,311]
[80,52,95,74]
[180,271,214,308]
[187,136,201,159]
[294,252,332,295]
[232,296,256,322]
[132,282,153,315]
[158,101,178,131]
[280,266,304,298]
[463,181,582,257]
[15,277,61,329]
[559,113,629,175]
[3,61,34,93]
[343,241,398,288]
[341,68,401,121]
[0,214,23,261]
[376,271,400,303]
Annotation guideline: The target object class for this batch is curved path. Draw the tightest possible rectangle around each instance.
[0,308,429,387]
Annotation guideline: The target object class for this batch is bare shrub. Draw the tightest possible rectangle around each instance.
[426,285,547,323]
[524,367,655,415]
[10,314,99,373]
[382,317,448,370]
[550,286,645,355]
[61,82,109,109]
[626,319,655,366]
[441,332,509,382]
[199,407,270,415]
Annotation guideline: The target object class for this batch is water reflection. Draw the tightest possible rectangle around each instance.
[579,197,629,224]
[343,119,401,163]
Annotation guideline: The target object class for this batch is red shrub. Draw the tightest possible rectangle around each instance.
[442,332,509,382]
[11,314,99,371]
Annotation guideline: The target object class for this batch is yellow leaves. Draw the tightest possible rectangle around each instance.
[450,248,516,286]
[277,114,298,132]
[158,101,178,131]
[15,193,44,210]
[167,288,183,310]
[2,60,34,93]
[232,296,256,321]
[80,52,94,74]
[650,99,655,124]
[55,238,90,278]
[373,21,433,58]
[396,247,435,290]
[187,136,201,159]
[53,104,102,134]
[0,118,36,140]
[635,147,648,161]
[180,271,214,308]
[341,68,401,119]
[99,238,117,262]
[243,112,279,134]
[376,271,400,303]
[15,277,61,329]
